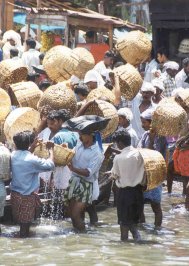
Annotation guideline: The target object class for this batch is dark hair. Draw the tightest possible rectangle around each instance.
[112,130,131,147]
[104,80,113,90]
[26,38,36,49]
[10,48,19,57]
[13,131,35,150]
[47,109,70,122]
[39,53,45,61]
[156,47,169,58]
[86,31,95,38]
[113,61,124,68]
[75,85,89,97]
[183,57,189,67]
[104,50,114,58]
[39,80,51,90]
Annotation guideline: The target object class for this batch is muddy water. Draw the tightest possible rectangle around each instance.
[0,185,189,266]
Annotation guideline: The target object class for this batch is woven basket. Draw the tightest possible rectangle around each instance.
[37,82,77,117]
[86,86,115,104]
[152,100,187,137]
[9,81,43,110]
[0,88,11,121]
[115,30,152,66]
[83,100,118,139]
[72,47,95,79]
[43,45,80,82]
[34,142,75,166]
[138,148,167,191]
[4,107,40,143]
[174,89,189,111]
[0,59,28,89]
[0,121,5,143]
[0,144,11,181]
[113,64,143,100]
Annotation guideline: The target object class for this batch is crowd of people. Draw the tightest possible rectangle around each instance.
[0,29,189,241]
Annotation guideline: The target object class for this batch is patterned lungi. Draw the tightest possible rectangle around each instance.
[11,191,42,224]
[64,175,93,205]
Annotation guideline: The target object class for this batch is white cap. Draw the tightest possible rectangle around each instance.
[152,78,165,91]
[70,75,80,85]
[117,108,133,121]
[84,70,105,87]
[141,81,156,94]
[164,61,179,71]
[140,108,154,120]
[20,26,36,38]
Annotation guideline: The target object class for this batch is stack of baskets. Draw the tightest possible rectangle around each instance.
[113,63,143,100]
[83,100,119,139]
[0,88,11,143]
[37,82,77,117]
[43,45,80,82]
[72,47,95,79]
[9,81,43,110]
[138,148,167,191]
[152,99,188,136]
[86,86,115,104]
[34,142,75,166]
[0,59,28,89]
[4,107,40,143]
[115,30,152,66]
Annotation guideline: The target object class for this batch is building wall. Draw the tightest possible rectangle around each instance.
[0,0,14,32]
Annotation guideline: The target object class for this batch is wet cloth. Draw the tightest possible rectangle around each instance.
[117,185,143,226]
[143,186,162,204]
[0,180,6,217]
[11,191,41,223]
[64,175,93,205]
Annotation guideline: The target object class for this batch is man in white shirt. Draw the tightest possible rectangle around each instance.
[94,50,114,76]
[175,58,189,89]
[144,49,158,82]
[9,48,23,63]
[111,130,144,241]
[22,38,40,75]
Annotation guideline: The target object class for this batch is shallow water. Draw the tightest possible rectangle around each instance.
[0,184,189,266]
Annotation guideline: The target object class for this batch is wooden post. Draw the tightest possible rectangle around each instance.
[1,0,5,32]
[37,0,41,41]
[74,29,79,47]
[98,1,104,15]
[109,25,113,49]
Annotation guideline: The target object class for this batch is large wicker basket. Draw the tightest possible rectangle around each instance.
[34,142,75,166]
[174,89,189,112]
[4,107,40,143]
[72,47,95,79]
[0,59,28,89]
[152,100,187,137]
[113,64,143,100]
[9,81,43,110]
[37,82,77,117]
[43,45,80,82]
[83,100,118,139]
[0,88,11,121]
[115,30,152,66]
[138,148,167,191]
[0,144,11,181]
[0,121,5,143]
[86,86,115,104]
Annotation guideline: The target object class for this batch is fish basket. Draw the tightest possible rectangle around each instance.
[9,81,43,110]
[0,88,11,121]
[115,30,152,66]
[113,63,143,100]
[0,59,28,89]
[4,107,40,143]
[0,144,11,181]
[0,121,5,143]
[84,100,119,139]
[34,142,75,166]
[43,45,80,82]
[86,86,115,104]
[72,47,95,79]
[174,89,189,112]
[152,101,187,137]
[138,148,167,191]
[37,82,77,117]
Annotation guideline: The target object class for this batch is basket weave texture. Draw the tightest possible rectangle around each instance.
[86,86,115,104]
[72,47,95,79]
[0,144,11,181]
[152,101,187,136]
[84,100,118,139]
[113,63,143,100]
[0,88,11,121]
[34,142,75,166]
[138,148,167,191]
[174,89,189,110]
[43,45,80,82]
[37,82,77,117]
[115,30,152,66]
[4,107,40,143]
[0,59,28,88]
[9,81,43,110]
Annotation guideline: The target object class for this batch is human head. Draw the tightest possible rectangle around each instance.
[84,70,105,91]
[79,132,95,147]
[75,84,89,101]
[117,108,133,128]
[156,47,169,64]
[104,50,114,68]
[39,80,51,92]
[10,48,19,58]
[183,58,189,75]
[47,109,70,133]
[112,130,131,150]
[39,53,45,64]
[8,38,16,46]
[26,38,36,49]
[141,82,156,101]
[152,78,165,96]
[13,131,35,150]
[164,61,179,78]
[140,109,153,131]
[85,31,96,43]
